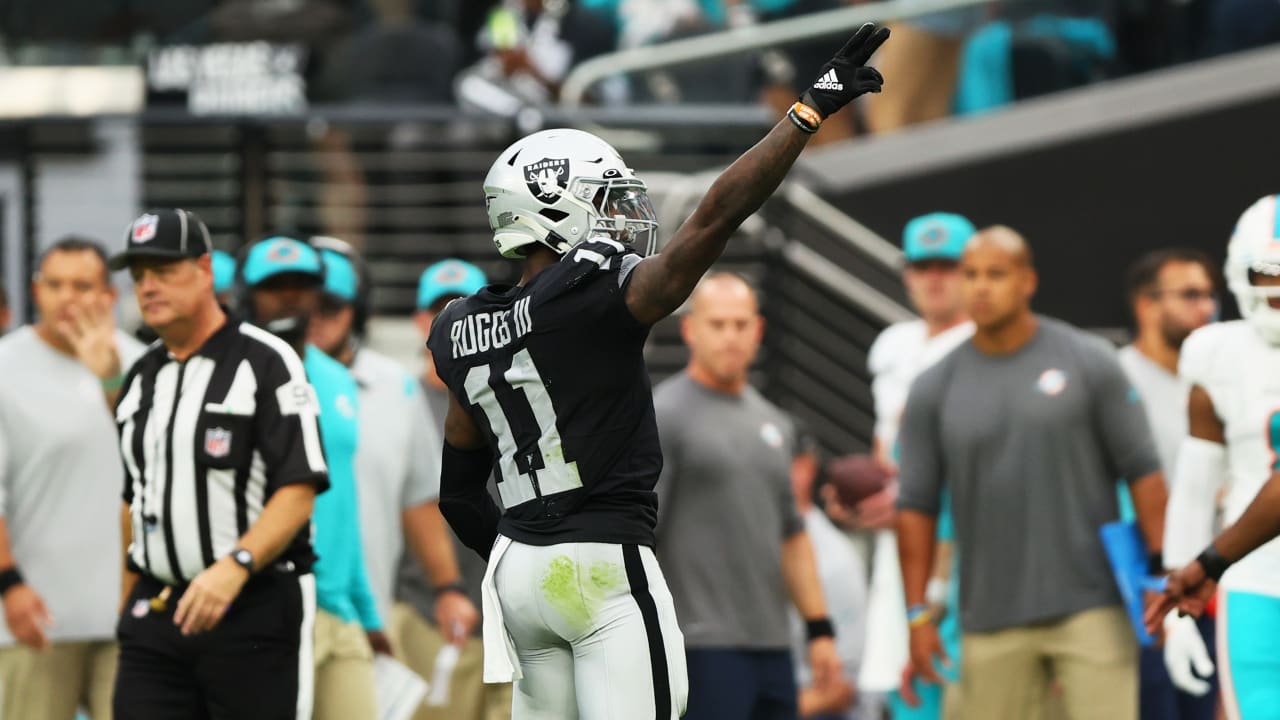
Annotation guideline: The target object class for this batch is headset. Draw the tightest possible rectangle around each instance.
[308,235,373,340]
[231,235,327,345]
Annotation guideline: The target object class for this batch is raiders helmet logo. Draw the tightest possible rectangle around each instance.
[523,158,569,204]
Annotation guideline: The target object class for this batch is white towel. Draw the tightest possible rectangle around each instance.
[373,654,429,720]
[481,535,523,683]
[858,529,910,692]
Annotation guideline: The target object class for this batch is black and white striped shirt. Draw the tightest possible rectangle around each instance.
[115,320,330,586]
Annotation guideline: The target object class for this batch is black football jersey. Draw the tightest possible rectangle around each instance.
[426,238,663,547]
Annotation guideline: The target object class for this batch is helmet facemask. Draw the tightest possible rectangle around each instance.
[1223,195,1280,344]
[576,179,659,256]
[1236,263,1280,343]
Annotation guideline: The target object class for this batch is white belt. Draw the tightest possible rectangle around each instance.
[480,534,522,683]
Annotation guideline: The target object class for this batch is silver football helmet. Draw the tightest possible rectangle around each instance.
[1226,194,1280,344]
[482,128,659,259]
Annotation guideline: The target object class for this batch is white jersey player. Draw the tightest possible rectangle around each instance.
[1163,193,1280,720]
[860,212,973,714]
[869,318,974,463]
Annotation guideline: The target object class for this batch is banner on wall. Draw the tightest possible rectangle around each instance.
[147,42,307,115]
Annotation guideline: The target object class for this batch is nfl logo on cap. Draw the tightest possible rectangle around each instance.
[132,214,159,244]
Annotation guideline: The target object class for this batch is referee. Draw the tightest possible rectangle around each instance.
[108,209,329,720]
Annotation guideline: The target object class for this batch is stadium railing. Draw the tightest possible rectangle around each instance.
[647,166,915,455]
[560,0,997,107]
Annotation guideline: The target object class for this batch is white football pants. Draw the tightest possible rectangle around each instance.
[493,540,688,719]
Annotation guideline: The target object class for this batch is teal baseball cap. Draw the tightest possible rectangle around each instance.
[242,237,323,287]
[212,250,236,294]
[902,213,976,263]
[417,259,487,310]
[319,249,359,302]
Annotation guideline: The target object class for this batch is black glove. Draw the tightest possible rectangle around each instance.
[791,23,890,130]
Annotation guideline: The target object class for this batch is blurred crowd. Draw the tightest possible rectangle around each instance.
[4,0,1280,129]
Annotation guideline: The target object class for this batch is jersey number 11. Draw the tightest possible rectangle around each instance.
[464,348,583,509]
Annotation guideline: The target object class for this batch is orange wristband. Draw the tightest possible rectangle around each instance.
[787,102,823,133]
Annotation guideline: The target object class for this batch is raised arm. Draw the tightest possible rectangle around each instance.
[624,24,890,325]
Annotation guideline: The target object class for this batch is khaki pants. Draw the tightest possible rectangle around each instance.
[0,640,116,720]
[313,609,376,720]
[387,602,512,720]
[959,606,1137,720]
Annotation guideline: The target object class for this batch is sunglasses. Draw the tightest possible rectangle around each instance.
[1149,288,1217,303]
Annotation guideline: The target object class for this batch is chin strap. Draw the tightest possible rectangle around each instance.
[497,215,575,258]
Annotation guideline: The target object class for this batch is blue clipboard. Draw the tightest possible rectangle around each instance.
[1099,520,1165,646]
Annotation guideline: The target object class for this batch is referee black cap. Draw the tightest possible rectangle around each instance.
[108,209,213,271]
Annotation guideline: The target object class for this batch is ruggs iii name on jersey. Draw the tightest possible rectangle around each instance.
[448,296,534,359]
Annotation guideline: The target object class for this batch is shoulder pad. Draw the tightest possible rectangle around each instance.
[868,321,920,376]
[1179,322,1244,390]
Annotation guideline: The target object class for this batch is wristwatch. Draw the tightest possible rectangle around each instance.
[435,581,467,598]
[231,548,255,574]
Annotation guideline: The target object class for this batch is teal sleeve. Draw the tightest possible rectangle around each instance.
[307,348,382,629]
[344,372,382,631]
[1116,483,1137,523]
[936,490,955,542]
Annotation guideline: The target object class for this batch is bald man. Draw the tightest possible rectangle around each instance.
[894,228,1169,720]
[653,273,844,720]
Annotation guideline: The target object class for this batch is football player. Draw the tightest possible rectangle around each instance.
[1149,194,1280,720]
[427,24,890,720]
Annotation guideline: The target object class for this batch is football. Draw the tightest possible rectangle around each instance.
[825,454,891,507]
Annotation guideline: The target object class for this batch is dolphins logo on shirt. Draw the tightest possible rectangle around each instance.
[335,394,356,419]
[760,422,785,449]
[1036,368,1068,396]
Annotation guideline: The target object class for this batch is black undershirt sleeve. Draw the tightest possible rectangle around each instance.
[439,441,502,560]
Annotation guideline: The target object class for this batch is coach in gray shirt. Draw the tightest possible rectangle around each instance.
[0,237,145,720]
[896,227,1169,720]
[655,273,839,720]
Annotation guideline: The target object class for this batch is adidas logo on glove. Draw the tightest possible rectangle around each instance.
[813,70,843,91]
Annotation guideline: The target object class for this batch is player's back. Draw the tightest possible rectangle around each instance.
[1181,320,1280,596]
[426,238,662,547]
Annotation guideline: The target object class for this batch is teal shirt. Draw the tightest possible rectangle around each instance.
[304,345,381,630]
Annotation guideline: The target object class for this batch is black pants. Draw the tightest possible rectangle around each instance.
[683,648,798,720]
[1139,614,1218,720]
[113,571,314,720]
